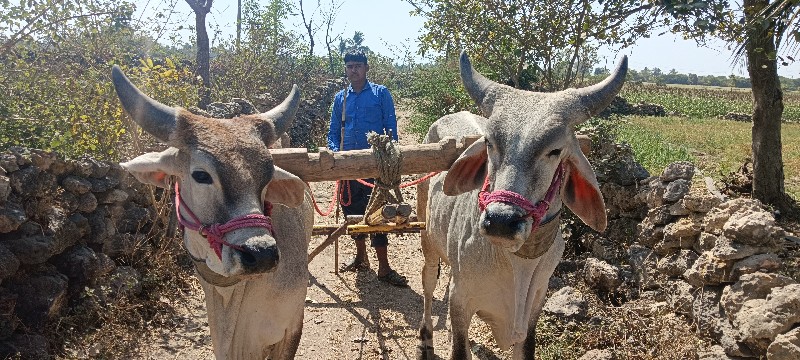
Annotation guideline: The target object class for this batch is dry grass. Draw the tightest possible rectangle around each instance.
[52,188,197,359]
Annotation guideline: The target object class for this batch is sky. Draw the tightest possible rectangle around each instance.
[134,0,800,78]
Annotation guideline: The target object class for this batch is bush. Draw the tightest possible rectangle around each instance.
[0,54,197,161]
[402,58,478,141]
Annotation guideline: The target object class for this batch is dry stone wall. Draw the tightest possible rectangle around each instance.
[0,147,159,358]
[190,78,346,149]
[574,149,799,359]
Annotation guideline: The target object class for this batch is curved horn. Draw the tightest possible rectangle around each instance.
[111,65,177,143]
[459,50,497,115]
[256,84,301,137]
[574,55,628,118]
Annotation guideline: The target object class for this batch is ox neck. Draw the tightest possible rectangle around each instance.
[513,209,562,259]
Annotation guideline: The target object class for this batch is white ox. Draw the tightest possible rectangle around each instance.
[112,66,313,360]
[416,51,627,359]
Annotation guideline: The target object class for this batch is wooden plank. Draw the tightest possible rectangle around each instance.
[312,222,426,236]
[274,134,591,183]
[271,135,480,182]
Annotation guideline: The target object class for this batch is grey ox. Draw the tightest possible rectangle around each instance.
[112,66,313,360]
[416,51,627,359]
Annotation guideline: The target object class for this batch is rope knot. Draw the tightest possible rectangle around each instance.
[363,130,405,225]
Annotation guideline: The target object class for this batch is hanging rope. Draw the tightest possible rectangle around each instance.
[363,131,405,225]
[308,180,353,217]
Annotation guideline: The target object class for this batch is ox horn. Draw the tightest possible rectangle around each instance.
[111,65,177,143]
[459,50,496,116]
[574,55,628,119]
[255,84,301,140]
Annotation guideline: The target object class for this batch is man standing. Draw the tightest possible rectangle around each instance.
[327,49,407,287]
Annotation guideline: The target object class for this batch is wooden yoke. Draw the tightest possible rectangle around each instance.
[274,134,592,183]
[271,135,482,182]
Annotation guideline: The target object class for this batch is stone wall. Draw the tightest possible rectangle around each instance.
[572,149,799,359]
[0,147,159,358]
[191,78,346,149]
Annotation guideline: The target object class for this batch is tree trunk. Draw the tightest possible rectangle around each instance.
[744,0,790,211]
[186,0,212,109]
[299,0,315,57]
[236,0,241,50]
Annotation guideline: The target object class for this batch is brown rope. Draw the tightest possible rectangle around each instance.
[363,131,404,225]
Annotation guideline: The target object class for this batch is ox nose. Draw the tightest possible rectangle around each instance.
[481,210,526,238]
[237,243,279,273]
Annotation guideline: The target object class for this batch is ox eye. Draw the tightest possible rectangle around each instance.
[548,149,562,157]
[192,170,213,184]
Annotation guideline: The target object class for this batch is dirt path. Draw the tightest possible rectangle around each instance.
[132,110,509,359]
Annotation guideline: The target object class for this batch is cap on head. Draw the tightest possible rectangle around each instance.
[344,49,368,64]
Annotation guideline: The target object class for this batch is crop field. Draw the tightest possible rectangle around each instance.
[620,83,800,121]
[617,116,800,199]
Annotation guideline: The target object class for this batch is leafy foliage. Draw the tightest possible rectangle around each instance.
[0,0,135,57]
[400,57,477,142]
[408,0,607,90]
[0,1,201,161]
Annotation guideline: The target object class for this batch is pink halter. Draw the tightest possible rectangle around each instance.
[174,182,275,259]
[478,162,565,233]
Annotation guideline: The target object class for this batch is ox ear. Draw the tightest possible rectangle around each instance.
[264,166,306,208]
[443,136,487,196]
[120,148,182,188]
[562,142,607,232]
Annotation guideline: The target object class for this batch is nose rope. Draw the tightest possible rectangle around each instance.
[478,162,565,232]
[174,183,274,259]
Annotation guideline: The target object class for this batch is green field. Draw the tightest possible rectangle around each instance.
[617,116,800,199]
[620,83,800,121]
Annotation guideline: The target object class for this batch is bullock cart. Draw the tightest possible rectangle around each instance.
[270,134,592,271]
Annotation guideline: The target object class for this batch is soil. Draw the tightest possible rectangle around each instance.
[130,110,509,359]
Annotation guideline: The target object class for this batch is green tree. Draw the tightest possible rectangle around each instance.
[740,0,791,209]
[338,31,371,55]
[211,0,314,102]
[0,0,133,57]
[0,0,198,160]
[407,0,629,90]
[604,0,793,210]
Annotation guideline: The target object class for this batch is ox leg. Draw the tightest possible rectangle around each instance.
[270,307,303,360]
[417,235,439,360]
[416,178,439,360]
[519,323,536,360]
[448,286,473,360]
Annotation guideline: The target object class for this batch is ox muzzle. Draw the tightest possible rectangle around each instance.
[175,183,280,275]
[477,162,564,248]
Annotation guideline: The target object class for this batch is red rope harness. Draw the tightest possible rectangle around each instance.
[308,180,353,217]
[175,183,274,259]
[354,171,440,189]
[310,172,441,217]
[478,162,565,233]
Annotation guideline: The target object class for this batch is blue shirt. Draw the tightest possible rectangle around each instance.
[327,81,398,151]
